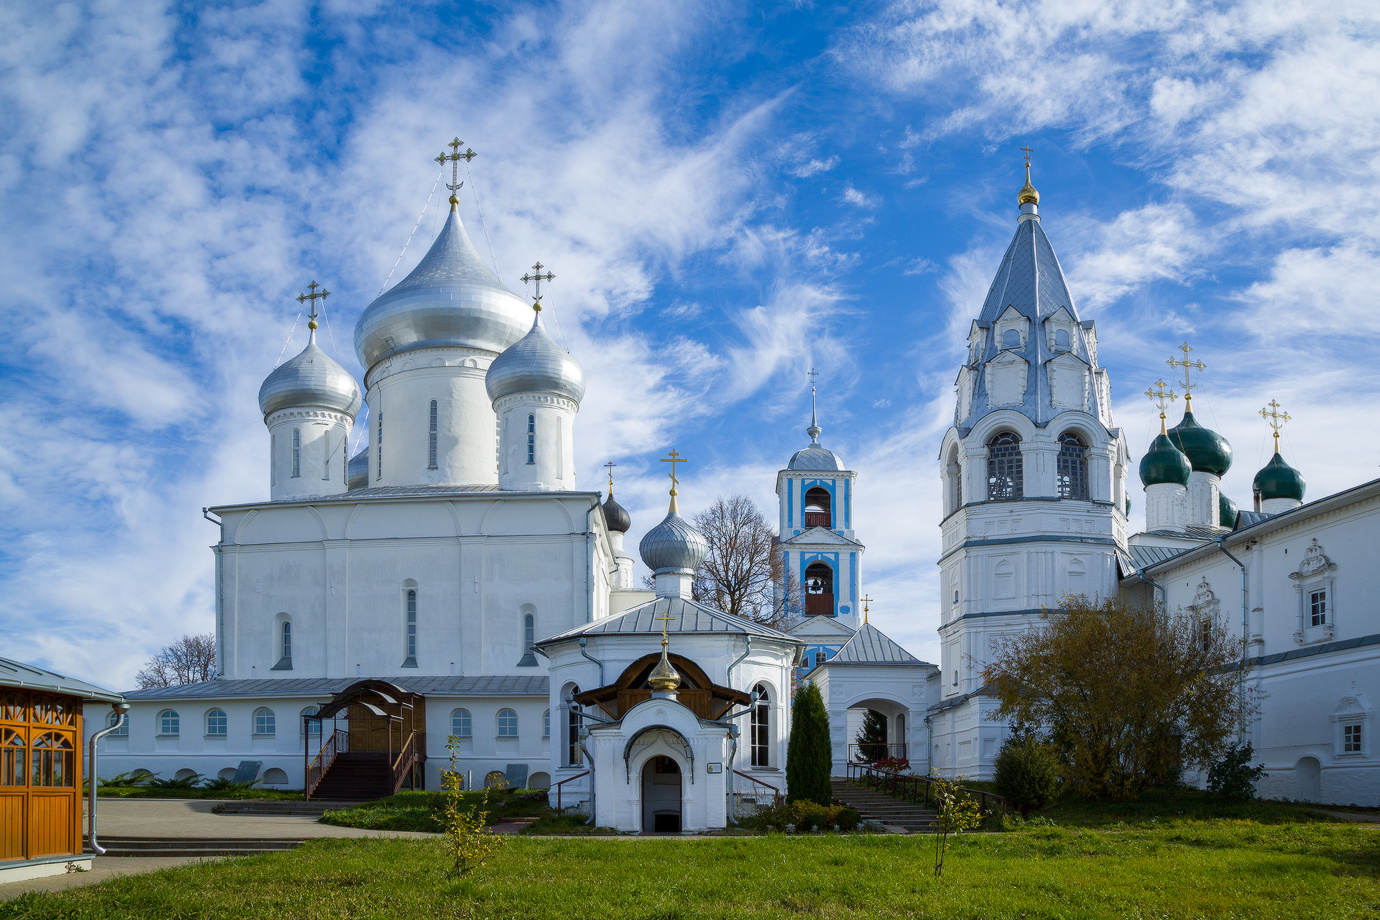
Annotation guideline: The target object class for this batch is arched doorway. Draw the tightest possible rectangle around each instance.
[804,487,832,528]
[804,562,835,616]
[1295,757,1321,801]
[641,756,682,832]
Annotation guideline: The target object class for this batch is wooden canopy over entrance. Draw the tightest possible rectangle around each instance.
[305,680,426,801]
[575,654,750,722]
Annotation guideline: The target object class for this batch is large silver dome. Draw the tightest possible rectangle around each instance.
[354,207,531,371]
[788,445,845,471]
[258,337,362,419]
[639,509,709,574]
[485,312,586,404]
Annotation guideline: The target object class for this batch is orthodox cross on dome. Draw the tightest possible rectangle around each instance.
[807,367,822,443]
[660,448,687,512]
[648,606,681,692]
[435,137,477,205]
[520,262,555,312]
[653,608,676,641]
[297,280,330,333]
[861,594,873,625]
[604,460,617,495]
[1144,379,1178,435]
[1018,145,1039,206]
[1166,342,1206,408]
[1260,399,1291,454]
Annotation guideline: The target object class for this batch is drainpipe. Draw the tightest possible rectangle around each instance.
[1214,538,1250,744]
[1136,568,1168,610]
[726,636,751,687]
[726,727,739,825]
[579,730,595,825]
[578,638,604,686]
[924,714,933,776]
[87,702,130,855]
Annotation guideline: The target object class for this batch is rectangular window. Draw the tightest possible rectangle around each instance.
[282,621,292,659]
[527,414,536,465]
[291,428,301,478]
[428,400,438,470]
[568,706,583,766]
[1310,590,1327,627]
[406,590,417,659]
[377,411,383,479]
[1344,723,1363,753]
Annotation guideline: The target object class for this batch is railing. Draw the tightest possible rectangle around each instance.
[804,511,831,528]
[849,742,908,763]
[390,731,422,795]
[553,771,590,815]
[305,729,349,800]
[846,762,1006,816]
[805,594,834,616]
[732,770,783,812]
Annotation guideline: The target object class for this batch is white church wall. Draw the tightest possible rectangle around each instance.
[813,663,938,778]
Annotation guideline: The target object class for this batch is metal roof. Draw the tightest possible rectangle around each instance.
[1124,543,1188,570]
[1234,510,1273,528]
[639,511,709,574]
[537,596,798,645]
[0,657,124,703]
[823,623,929,666]
[120,675,547,701]
[258,335,361,419]
[486,312,585,404]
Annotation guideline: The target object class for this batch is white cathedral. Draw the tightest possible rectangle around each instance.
[84,158,1378,825]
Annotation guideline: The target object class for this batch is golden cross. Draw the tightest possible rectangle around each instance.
[1020,145,1033,164]
[435,137,477,196]
[1259,399,1291,454]
[604,460,617,494]
[660,448,685,496]
[1166,342,1206,407]
[520,262,555,311]
[297,281,330,331]
[653,608,676,641]
[861,594,873,625]
[1144,379,1178,435]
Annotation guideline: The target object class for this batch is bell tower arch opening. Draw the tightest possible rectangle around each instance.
[804,486,832,529]
[804,561,835,617]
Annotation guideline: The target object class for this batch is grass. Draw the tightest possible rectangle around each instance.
[318,789,553,833]
[3,824,1377,919]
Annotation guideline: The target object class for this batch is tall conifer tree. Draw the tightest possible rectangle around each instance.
[786,682,832,806]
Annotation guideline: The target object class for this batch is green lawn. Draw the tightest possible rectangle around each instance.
[317,789,554,833]
[3,824,1376,919]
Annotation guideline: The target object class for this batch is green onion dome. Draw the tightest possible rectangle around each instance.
[1139,433,1192,487]
[1219,493,1238,529]
[1168,410,1232,476]
[1253,452,1306,502]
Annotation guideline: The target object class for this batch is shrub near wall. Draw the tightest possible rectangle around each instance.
[786,682,832,806]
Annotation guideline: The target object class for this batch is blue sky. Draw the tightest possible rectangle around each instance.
[3,0,1379,688]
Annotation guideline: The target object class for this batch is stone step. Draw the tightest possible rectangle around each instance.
[96,836,307,857]
[830,779,940,834]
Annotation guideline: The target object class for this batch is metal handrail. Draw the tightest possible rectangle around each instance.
[553,770,590,815]
[848,742,908,763]
[846,762,1006,815]
[390,731,420,795]
[732,770,783,806]
[306,729,349,800]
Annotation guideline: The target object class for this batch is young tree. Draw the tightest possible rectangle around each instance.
[689,495,788,623]
[982,595,1253,800]
[855,709,888,763]
[135,634,218,689]
[786,682,833,806]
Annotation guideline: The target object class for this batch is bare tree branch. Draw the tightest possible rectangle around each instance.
[135,634,217,689]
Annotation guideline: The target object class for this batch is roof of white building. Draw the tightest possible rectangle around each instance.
[1,657,124,703]
[822,623,930,666]
[120,675,548,700]
[536,596,799,646]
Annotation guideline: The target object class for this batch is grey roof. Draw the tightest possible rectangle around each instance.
[0,657,124,703]
[1235,510,1273,528]
[788,445,845,471]
[956,206,1111,430]
[354,207,531,371]
[121,675,547,701]
[1124,543,1189,570]
[823,623,928,666]
[258,335,362,419]
[485,312,586,404]
[537,596,798,646]
[639,509,709,574]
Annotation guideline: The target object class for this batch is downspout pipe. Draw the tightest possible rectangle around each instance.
[579,731,595,826]
[87,702,130,855]
[1136,568,1168,610]
[1214,538,1250,744]
[726,635,751,688]
[578,638,604,686]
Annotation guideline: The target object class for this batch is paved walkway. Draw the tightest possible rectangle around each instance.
[0,798,434,902]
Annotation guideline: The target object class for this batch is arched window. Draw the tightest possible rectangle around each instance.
[803,487,832,528]
[106,710,129,736]
[526,414,536,465]
[301,707,320,740]
[1057,433,1088,500]
[566,686,582,766]
[1054,328,1070,350]
[1002,328,1021,348]
[376,410,384,479]
[281,620,292,661]
[451,708,472,739]
[428,400,439,470]
[543,709,551,739]
[205,708,227,737]
[986,433,1023,501]
[518,605,538,667]
[253,708,276,736]
[30,733,73,787]
[291,428,301,478]
[1,729,23,785]
[158,710,180,736]
[497,708,518,738]
[945,446,962,515]
[404,589,418,666]
[751,684,771,767]
[804,561,835,616]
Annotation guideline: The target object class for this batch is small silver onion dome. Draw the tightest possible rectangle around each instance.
[485,312,586,404]
[788,394,845,470]
[347,447,369,490]
[601,493,631,533]
[258,337,362,419]
[639,510,709,574]
[353,207,531,371]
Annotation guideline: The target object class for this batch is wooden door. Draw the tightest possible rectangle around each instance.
[0,690,82,863]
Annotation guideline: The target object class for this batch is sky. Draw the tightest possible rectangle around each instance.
[3,0,1379,689]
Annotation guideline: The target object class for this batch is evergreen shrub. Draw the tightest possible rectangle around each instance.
[1206,742,1267,802]
[786,682,832,806]
[993,733,1061,815]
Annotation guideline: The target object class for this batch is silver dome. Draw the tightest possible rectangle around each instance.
[347,447,369,490]
[485,312,586,404]
[788,445,845,471]
[639,509,709,574]
[354,207,531,371]
[258,336,362,419]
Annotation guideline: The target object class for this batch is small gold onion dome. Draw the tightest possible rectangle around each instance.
[648,641,681,692]
[1018,162,1040,205]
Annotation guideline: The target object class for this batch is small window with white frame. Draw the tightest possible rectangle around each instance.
[205,708,227,737]
[1331,692,1371,757]
[253,707,276,736]
[106,710,129,736]
[158,710,180,736]
[1309,589,1327,627]
[497,708,518,738]
[543,709,551,739]
[451,708,472,739]
[1290,539,1337,645]
[1343,723,1363,754]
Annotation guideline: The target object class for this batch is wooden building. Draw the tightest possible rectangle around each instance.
[1,658,123,882]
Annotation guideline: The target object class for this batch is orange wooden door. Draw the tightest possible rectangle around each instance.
[0,690,82,863]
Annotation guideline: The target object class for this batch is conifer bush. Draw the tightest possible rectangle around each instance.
[786,682,832,806]
[1207,742,1267,802]
[993,731,1061,814]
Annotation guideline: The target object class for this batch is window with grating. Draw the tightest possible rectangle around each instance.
[1057,433,1088,500]
[986,433,1023,501]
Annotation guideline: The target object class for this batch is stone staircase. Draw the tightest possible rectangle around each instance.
[831,778,938,833]
[95,836,308,857]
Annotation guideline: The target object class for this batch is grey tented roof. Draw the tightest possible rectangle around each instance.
[825,623,928,666]
[0,657,124,703]
[120,675,548,701]
[538,597,797,646]
[1122,544,1189,572]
